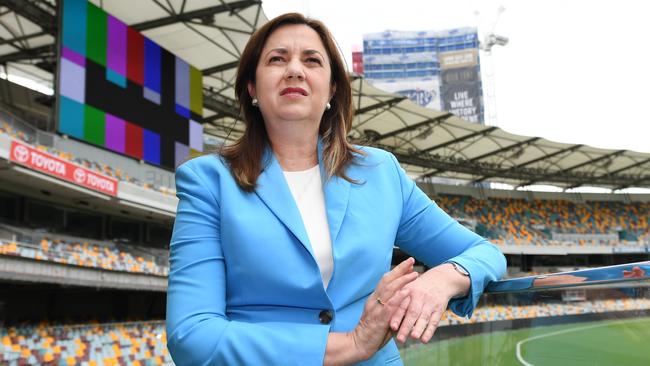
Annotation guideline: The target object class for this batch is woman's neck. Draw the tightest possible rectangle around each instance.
[269,136,318,172]
[266,123,319,172]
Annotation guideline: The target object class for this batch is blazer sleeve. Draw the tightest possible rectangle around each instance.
[389,154,507,318]
[166,161,330,366]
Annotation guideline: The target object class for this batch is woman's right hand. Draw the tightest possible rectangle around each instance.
[350,257,418,361]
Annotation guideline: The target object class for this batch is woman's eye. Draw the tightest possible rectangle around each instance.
[269,56,284,63]
[306,57,322,65]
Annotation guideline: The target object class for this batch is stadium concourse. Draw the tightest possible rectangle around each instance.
[0,0,648,365]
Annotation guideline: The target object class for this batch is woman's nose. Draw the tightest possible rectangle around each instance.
[284,59,305,80]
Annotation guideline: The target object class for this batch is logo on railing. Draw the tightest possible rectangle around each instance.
[73,168,87,184]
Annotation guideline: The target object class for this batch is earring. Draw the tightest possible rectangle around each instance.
[252,98,259,107]
[326,102,331,110]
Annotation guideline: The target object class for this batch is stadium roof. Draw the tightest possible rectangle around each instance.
[1,0,650,190]
[345,77,650,191]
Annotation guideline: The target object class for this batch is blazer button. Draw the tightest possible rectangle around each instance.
[319,310,333,324]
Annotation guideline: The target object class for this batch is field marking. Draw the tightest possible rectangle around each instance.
[515,318,648,366]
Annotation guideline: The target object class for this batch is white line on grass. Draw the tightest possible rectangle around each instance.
[515,318,647,366]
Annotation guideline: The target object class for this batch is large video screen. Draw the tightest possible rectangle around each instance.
[57,0,203,170]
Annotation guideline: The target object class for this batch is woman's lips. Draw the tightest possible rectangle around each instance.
[280,87,308,96]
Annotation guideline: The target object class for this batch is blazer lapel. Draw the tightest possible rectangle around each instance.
[255,147,315,258]
[318,141,351,244]
[253,142,352,267]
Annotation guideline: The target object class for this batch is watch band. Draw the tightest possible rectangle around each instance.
[448,261,470,277]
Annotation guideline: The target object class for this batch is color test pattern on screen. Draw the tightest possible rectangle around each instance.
[58,0,203,170]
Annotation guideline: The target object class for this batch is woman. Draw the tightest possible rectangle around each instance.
[166,13,506,366]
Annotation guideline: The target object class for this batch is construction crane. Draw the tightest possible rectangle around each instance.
[475,5,508,126]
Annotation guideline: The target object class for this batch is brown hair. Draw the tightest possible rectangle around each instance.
[221,12,362,192]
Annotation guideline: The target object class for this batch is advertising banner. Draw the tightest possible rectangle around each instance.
[439,49,479,70]
[441,80,483,123]
[440,54,483,123]
[371,78,442,110]
[9,140,118,196]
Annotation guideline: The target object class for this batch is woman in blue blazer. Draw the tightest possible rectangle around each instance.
[166,13,506,366]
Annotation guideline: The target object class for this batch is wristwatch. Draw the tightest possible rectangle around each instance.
[448,261,470,277]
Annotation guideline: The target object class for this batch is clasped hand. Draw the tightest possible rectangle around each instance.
[351,259,468,360]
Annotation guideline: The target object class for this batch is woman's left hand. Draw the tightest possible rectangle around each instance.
[389,262,471,344]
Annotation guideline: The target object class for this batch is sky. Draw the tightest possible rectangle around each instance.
[262,0,650,154]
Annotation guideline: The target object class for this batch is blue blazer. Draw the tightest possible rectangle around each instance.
[166,144,506,366]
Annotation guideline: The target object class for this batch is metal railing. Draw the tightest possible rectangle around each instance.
[402,261,650,365]
[486,261,650,294]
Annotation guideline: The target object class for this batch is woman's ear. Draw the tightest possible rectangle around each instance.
[330,83,337,100]
[247,82,256,99]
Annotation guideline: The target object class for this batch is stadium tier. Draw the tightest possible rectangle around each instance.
[441,298,650,326]
[434,194,650,251]
[0,321,170,365]
[0,238,167,277]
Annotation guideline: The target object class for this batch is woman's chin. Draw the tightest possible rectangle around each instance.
[274,108,317,122]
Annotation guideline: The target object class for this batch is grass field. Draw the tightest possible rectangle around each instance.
[401,317,650,366]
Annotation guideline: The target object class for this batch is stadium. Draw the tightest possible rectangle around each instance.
[0,1,648,365]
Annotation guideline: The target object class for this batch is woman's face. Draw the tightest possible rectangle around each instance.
[249,24,334,126]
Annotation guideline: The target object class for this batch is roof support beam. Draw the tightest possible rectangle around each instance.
[0,31,47,46]
[420,137,540,179]
[0,44,53,63]
[519,149,626,187]
[131,0,261,31]
[595,156,650,178]
[203,90,240,120]
[362,113,452,142]
[355,96,405,115]
[565,156,650,189]
[0,0,56,35]
[422,126,497,153]
[465,137,541,163]
[202,60,240,75]
[472,144,584,183]
[203,113,224,123]
[614,175,650,190]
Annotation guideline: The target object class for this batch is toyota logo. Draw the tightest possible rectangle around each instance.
[13,145,29,163]
[73,168,87,183]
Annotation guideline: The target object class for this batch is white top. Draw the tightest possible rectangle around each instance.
[283,165,334,288]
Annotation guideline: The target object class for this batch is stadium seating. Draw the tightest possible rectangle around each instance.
[0,321,171,365]
[440,298,650,326]
[436,194,650,247]
[0,121,30,143]
[0,237,168,276]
